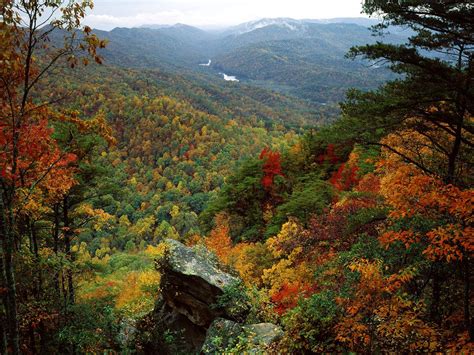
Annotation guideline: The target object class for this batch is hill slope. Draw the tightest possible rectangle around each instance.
[89,18,405,107]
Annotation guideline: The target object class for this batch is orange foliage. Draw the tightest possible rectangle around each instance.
[204,213,233,264]
[204,214,274,287]
[271,282,316,315]
[379,158,473,262]
[335,259,438,352]
[355,172,381,193]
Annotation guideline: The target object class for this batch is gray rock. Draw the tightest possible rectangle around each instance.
[164,239,238,290]
[137,239,241,354]
[158,239,239,328]
[117,318,137,349]
[201,318,283,353]
[243,323,284,346]
[201,318,243,354]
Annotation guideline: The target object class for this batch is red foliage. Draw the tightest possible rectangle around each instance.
[306,195,380,253]
[271,282,316,315]
[259,148,283,190]
[356,173,381,193]
[0,119,77,187]
[317,144,340,165]
[329,163,359,191]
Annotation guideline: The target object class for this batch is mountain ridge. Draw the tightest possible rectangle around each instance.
[85,17,403,111]
[133,17,379,33]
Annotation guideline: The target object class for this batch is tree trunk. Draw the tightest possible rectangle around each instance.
[0,195,20,354]
[446,118,463,185]
[463,257,473,340]
[430,262,442,325]
[30,220,43,298]
[63,197,74,305]
[29,323,36,354]
[53,203,61,299]
[0,251,9,355]
[0,320,6,355]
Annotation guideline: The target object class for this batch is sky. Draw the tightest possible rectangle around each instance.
[84,0,367,30]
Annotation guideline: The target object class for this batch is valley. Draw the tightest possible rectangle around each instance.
[93,18,403,110]
[1,2,472,354]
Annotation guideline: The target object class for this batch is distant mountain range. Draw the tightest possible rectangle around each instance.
[221,17,380,35]
[89,18,406,106]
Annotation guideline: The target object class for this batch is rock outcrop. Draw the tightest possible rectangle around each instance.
[201,318,283,353]
[136,239,240,354]
[159,239,238,328]
[135,239,282,354]
[200,318,244,353]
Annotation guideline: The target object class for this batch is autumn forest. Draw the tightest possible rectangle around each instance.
[0,0,473,353]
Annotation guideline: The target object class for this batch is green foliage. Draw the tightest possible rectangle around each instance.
[57,303,119,353]
[201,158,267,241]
[124,240,136,253]
[91,20,398,112]
[280,291,341,352]
[214,28,395,107]
[107,253,153,272]
[340,1,473,186]
[214,281,251,323]
[269,179,334,232]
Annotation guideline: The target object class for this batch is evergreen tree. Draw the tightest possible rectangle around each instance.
[339,0,473,187]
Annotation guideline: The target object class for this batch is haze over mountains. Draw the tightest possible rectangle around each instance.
[92,18,405,107]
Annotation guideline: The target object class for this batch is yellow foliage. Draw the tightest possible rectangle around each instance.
[137,270,161,290]
[73,242,92,265]
[266,219,303,258]
[262,247,313,297]
[21,189,50,219]
[119,214,131,227]
[228,242,273,287]
[129,215,156,238]
[115,270,161,316]
[170,205,180,219]
[115,273,141,310]
[144,244,167,258]
[94,245,111,259]
[76,203,114,231]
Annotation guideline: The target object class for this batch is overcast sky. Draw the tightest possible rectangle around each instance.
[84,0,367,30]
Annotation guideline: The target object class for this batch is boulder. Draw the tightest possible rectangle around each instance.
[243,323,284,346]
[158,239,239,328]
[136,239,240,354]
[200,318,243,354]
[201,318,283,353]
[117,318,137,349]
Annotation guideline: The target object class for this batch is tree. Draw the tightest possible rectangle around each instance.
[339,0,473,187]
[377,141,473,338]
[335,259,437,352]
[259,148,283,190]
[337,1,473,339]
[0,1,105,352]
[205,213,233,264]
[201,158,266,241]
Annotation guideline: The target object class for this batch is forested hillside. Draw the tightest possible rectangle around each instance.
[0,0,472,354]
[86,18,404,111]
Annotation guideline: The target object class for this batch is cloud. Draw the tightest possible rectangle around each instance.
[85,10,189,29]
[85,0,366,30]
